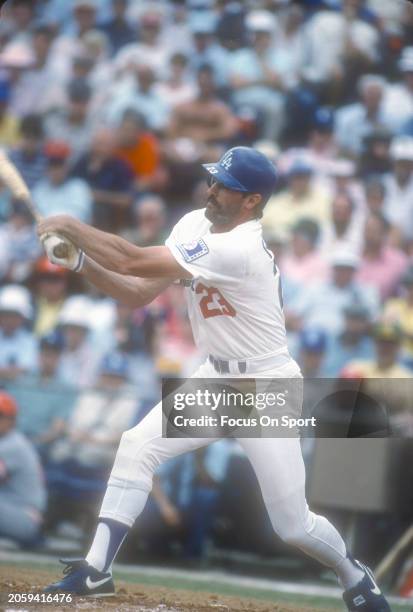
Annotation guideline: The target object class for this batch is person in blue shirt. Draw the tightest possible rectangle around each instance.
[8,114,47,190]
[99,0,136,56]
[323,303,375,376]
[7,330,77,459]
[33,141,93,223]
[71,127,134,231]
[0,391,46,545]
[228,11,289,140]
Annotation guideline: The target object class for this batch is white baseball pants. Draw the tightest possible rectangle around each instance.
[98,358,347,570]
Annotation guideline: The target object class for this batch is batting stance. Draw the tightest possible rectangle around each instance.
[38,147,389,611]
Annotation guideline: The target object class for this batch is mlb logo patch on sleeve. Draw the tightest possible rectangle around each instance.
[177,239,209,262]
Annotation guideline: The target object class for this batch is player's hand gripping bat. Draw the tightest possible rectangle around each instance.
[0,149,69,259]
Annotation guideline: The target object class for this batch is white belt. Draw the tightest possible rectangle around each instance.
[208,348,291,375]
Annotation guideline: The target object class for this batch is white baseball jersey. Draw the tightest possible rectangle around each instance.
[165,208,288,360]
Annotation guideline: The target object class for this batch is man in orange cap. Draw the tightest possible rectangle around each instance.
[32,256,69,336]
[0,391,46,544]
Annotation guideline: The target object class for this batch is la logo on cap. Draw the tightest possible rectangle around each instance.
[221,151,233,170]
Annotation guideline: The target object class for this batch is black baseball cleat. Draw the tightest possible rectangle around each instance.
[343,559,391,611]
[44,558,115,597]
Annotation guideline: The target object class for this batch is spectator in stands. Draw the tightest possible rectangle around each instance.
[189,13,229,90]
[0,79,19,148]
[384,266,413,368]
[320,192,363,256]
[115,109,165,193]
[93,299,159,405]
[0,391,46,545]
[141,441,233,560]
[8,114,47,189]
[1,42,36,119]
[49,0,99,80]
[99,0,136,56]
[72,127,134,231]
[301,0,380,105]
[358,127,393,178]
[345,320,411,378]
[228,10,288,140]
[287,250,379,336]
[49,352,137,470]
[73,31,113,106]
[384,136,413,250]
[32,257,69,337]
[345,321,412,435]
[162,1,192,56]
[106,62,170,132]
[323,304,374,376]
[297,328,328,378]
[11,24,57,117]
[121,195,167,247]
[357,213,408,300]
[305,107,339,172]
[273,3,305,86]
[280,218,328,287]
[33,141,93,223]
[6,0,35,46]
[363,175,387,216]
[382,46,413,134]
[9,330,75,456]
[45,79,96,163]
[334,75,387,156]
[215,1,247,52]
[155,284,202,377]
[263,159,330,237]
[56,295,100,389]
[155,52,197,109]
[166,64,238,163]
[0,285,37,381]
[114,8,168,77]
[0,199,41,283]
[326,158,363,203]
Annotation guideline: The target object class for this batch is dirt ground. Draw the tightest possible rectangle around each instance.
[0,566,333,612]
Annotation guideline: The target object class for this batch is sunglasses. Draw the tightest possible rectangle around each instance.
[206,175,222,188]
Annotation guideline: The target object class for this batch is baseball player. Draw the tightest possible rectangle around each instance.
[38,147,389,611]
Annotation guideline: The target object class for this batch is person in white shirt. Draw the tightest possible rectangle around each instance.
[38,147,390,611]
[302,0,380,99]
[335,74,388,155]
[384,135,413,246]
[382,46,413,134]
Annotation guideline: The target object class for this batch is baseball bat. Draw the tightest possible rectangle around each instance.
[0,150,69,259]
[374,524,413,582]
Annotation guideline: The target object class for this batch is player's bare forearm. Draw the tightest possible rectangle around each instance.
[37,214,191,279]
[81,257,172,307]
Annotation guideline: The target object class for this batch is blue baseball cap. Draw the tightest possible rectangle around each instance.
[313,107,334,132]
[203,146,278,197]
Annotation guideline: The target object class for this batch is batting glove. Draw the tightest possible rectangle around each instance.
[41,232,85,272]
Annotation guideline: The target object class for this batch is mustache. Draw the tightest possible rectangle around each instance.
[207,197,219,207]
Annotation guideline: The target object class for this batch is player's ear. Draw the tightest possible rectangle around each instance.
[244,193,262,212]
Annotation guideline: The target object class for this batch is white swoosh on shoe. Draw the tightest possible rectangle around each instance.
[363,566,381,595]
[370,584,381,595]
[85,576,111,590]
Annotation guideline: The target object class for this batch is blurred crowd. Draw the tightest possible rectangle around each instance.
[0,0,413,572]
